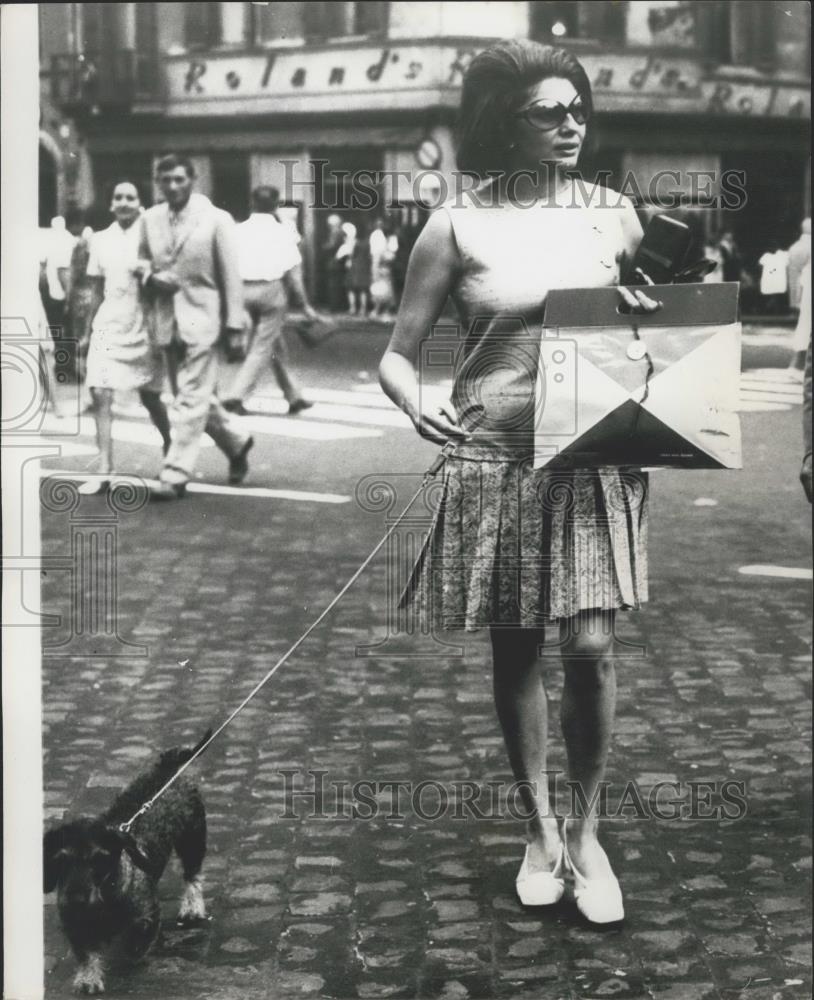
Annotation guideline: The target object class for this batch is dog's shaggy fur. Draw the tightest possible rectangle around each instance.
[44,732,210,994]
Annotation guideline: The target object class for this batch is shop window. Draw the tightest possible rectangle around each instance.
[303,1,388,40]
[625,1,698,49]
[135,4,157,50]
[530,2,625,44]
[355,1,388,35]
[81,2,117,53]
[717,1,809,72]
[724,1,773,67]
[185,2,221,50]
[134,4,158,94]
[253,1,305,45]
[772,0,810,77]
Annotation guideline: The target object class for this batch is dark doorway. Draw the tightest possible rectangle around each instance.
[211,152,251,221]
[720,150,807,265]
[39,143,58,227]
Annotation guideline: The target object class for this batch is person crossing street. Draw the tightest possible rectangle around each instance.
[223,185,318,416]
[138,154,254,500]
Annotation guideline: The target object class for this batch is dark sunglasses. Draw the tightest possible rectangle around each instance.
[513,96,590,131]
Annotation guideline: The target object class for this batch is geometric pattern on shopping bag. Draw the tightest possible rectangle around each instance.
[576,323,725,393]
[535,323,741,469]
[551,399,728,468]
[537,343,630,440]
[640,324,742,468]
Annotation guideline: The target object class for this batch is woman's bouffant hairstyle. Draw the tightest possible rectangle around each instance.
[456,40,593,178]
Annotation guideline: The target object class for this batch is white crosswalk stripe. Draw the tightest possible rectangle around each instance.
[737,369,803,413]
[40,413,208,448]
[38,368,803,460]
[36,470,351,504]
[244,392,409,428]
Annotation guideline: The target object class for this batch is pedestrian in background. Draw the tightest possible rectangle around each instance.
[380,39,661,926]
[321,213,346,312]
[701,238,723,283]
[43,214,76,326]
[43,214,78,383]
[718,230,742,283]
[758,239,789,315]
[800,334,812,502]
[347,221,372,316]
[224,185,317,416]
[138,154,253,501]
[79,180,170,495]
[369,216,398,320]
[37,234,62,416]
[787,217,811,312]
[788,258,811,379]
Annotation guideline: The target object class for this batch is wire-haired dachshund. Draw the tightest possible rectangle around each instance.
[44,731,211,994]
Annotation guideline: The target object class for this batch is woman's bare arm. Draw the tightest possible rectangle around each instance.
[379,209,467,445]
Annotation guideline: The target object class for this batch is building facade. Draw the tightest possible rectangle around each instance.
[40,1,811,298]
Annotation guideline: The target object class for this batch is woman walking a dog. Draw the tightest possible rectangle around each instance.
[379,40,660,923]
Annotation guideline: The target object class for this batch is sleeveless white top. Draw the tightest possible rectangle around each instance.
[444,183,636,459]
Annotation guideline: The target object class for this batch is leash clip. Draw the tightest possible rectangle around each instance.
[120,799,153,834]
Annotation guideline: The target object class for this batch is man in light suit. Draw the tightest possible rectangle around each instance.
[138,154,253,500]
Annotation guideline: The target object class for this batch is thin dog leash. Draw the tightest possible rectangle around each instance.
[119,403,486,834]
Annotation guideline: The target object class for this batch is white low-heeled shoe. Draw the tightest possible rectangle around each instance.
[515,842,566,906]
[562,831,624,924]
[77,477,111,496]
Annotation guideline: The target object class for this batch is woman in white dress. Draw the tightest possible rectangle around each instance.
[81,181,170,493]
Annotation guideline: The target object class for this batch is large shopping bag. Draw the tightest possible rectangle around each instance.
[533,282,742,469]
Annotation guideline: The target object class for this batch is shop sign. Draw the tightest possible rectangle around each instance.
[165,45,810,119]
[584,52,810,117]
[415,138,442,170]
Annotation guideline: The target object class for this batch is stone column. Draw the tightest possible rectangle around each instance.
[220,2,248,46]
[116,2,137,48]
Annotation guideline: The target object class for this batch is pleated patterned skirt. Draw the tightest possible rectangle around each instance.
[400,457,648,631]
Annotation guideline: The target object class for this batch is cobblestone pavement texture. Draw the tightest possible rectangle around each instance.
[37,328,811,1000]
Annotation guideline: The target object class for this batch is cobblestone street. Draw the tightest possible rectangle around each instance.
[38,328,811,1000]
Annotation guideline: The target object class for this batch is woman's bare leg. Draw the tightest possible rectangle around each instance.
[559,608,618,880]
[490,625,561,870]
[89,387,114,473]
